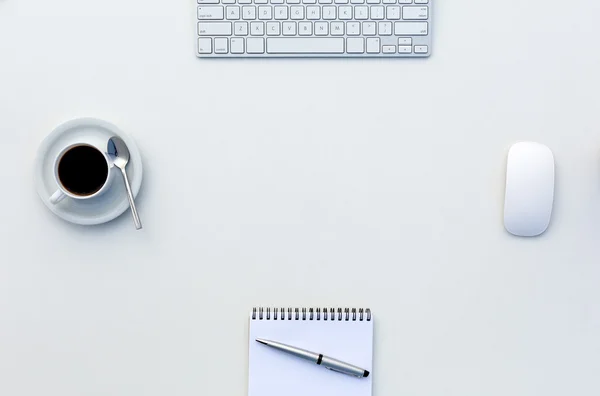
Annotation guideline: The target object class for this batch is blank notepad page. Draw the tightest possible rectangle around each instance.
[248,307,373,396]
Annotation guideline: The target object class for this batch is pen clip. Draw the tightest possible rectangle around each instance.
[325,366,362,378]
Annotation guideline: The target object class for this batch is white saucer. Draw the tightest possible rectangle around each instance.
[35,118,143,226]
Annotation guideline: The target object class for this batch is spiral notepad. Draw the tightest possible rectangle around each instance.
[248,307,373,396]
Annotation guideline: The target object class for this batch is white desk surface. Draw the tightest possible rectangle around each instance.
[1,1,599,395]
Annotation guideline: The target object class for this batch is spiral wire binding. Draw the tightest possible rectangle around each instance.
[252,307,371,321]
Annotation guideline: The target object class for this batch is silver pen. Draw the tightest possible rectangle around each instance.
[256,338,370,378]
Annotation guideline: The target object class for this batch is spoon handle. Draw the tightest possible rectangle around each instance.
[120,167,142,230]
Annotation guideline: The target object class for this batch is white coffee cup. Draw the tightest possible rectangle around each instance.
[49,143,115,205]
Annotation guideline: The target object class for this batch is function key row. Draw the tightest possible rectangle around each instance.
[200,0,427,4]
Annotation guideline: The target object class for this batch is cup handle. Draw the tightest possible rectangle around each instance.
[49,190,66,205]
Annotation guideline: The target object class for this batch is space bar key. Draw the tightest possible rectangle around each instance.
[267,38,345,54]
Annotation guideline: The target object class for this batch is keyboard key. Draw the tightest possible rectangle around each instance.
[386,6,400,19]
[323,6,336,19]
[414,45,428,53]
[198,38,212,53]
[366,37,380,53]
[242,6,257,19]
[239,0,252,4]
[398,37,412,45]
[303,0,317,3]
[394,21,428,35]
[282,21,297,35]
[307,6,320,19]
[370,6,384,19]
[383,45,395,53]
[266,21,281,35]
[247,38,265,53]
[355,6,368,20]
[351,0,365,3]
[198,22,232,35]
[299,21,313,35]
[331,21,344,35]
[415,0,429,3]
[230,37,245,53]
[259,6,273,19]
[402,6,428,20]
[251,21,265,35]
[315,21,329,35]
[398,0,411,3]
[267,37,344,53]
[382,0,395,4]
[335,0,349,4]
[271,0,284,3]
[214,37,229,53]
[287,0,301,3]
[255,0,269,4]
[274,6,288,19]
[346,37,364,53]
[234,21,248,35]
[363,21,376,35]
[398,45,411,53]
[367,0,380,3]
[198,6,224,20]
[198,0,219,3]
[319,0,333,3]
[226,6,240,19]
[339,6,352,19]
[347,21,360,35]
[378,21,392,35]
[222,0,235,4]
[290,6,304,19]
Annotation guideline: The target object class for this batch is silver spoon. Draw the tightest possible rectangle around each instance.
[108,136,142,230]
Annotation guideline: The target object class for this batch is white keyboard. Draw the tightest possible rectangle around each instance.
[196,0,431,58]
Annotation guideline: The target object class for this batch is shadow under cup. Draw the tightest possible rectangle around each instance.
[57,145,109,196]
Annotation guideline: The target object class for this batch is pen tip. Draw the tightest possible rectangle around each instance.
[256,338,268,345]
[363,370,370,378]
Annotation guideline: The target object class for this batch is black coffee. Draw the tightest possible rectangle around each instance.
[58,145,108,196]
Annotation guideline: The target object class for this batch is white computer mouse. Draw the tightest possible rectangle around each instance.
[504,142,555,237]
